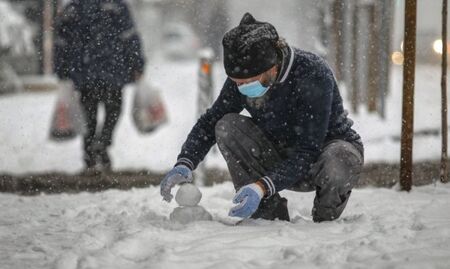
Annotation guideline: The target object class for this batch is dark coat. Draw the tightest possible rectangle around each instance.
[176,47,363,193]
[53,0,145,88]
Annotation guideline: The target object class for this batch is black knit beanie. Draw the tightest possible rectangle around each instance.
[222,12,279,79]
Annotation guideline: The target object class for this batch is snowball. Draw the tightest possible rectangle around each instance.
[170,206,212,224]
[175,183,202,206]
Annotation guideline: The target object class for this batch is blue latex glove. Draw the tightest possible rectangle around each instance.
[160,165,193,202]
[229,183,264,218]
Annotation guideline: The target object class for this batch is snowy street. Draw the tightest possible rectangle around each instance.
[1,182,449,269]
[1,61,450,268]
[1,0,450,266]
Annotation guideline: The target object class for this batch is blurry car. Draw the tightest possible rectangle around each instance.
[417,33,447,65]
[161,22,200,61]
[0,0,34,94]
[392,33,448,66]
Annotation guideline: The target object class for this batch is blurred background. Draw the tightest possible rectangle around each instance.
[0,0,449,185]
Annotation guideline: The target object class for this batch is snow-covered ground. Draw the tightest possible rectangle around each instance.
[1,58,450,268]
[0,62,448,174]
[1,182,449,269]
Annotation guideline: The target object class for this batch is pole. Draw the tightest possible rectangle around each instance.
[195,48,215,186]
[441,0,449,184]
[351,4,360,113]
[378,0,393,119]
[343,0,354,106]
[42,0,54,75]
[400,0,417,191]
[331,0,345,81]
[367,4,379,113]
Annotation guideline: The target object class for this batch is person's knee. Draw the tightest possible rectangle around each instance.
[215,113,242,140]
[314,158,352,190]
[314,145,362,190]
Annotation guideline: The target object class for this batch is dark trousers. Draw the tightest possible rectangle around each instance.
[78,80,123,167]
[215,113,364,222]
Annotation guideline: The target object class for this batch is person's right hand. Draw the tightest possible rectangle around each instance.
[229,183,264,218]
[160,165,193,202]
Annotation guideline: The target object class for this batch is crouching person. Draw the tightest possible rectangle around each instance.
[160,13,363,222]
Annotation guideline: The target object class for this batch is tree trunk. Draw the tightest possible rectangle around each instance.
[331,0,345,81]
[378,0,393,119]
[441,0,449,184]
[351,4,360,113]
[400,0,417,191]
[367,4,379,113]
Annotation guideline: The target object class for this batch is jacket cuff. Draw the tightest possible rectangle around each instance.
[175,157,195,171]
[257,176,276,198]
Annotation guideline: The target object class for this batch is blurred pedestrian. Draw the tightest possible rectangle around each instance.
[160,13,363,223]
[54,0,145,174]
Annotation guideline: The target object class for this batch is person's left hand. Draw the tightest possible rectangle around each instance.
[229,183,264,218]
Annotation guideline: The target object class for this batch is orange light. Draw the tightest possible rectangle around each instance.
[391,51,404,65]
[201,63,211,74]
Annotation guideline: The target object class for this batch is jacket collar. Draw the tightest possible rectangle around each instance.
[276,46,294,83]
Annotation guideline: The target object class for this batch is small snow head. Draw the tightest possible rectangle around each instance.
[222,12,279,79]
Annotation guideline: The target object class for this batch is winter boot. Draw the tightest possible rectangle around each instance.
[251,193,290,221]
[90,139,111,172]
[82,152,100,176]
[99,149,112,172]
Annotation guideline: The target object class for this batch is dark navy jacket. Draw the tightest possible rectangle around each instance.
[176,47,363,193]
[54,0,145,88]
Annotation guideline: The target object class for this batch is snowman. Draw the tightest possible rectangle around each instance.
[170,183,212,224]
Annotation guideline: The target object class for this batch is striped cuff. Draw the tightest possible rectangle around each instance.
[175,157,195,171]
[257,176,276,198]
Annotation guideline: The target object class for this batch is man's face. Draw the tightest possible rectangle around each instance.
[230,65,278,87]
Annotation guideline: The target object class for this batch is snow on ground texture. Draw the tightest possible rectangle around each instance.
[1,182,449,269]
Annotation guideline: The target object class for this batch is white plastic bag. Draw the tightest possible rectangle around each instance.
[49,80,86,141]
[132,80,168,133]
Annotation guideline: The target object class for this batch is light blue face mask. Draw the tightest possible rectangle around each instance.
[238,80,270,98]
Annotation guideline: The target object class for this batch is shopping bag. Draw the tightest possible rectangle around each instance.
[132,80,168,133]
[49,80,86,141]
